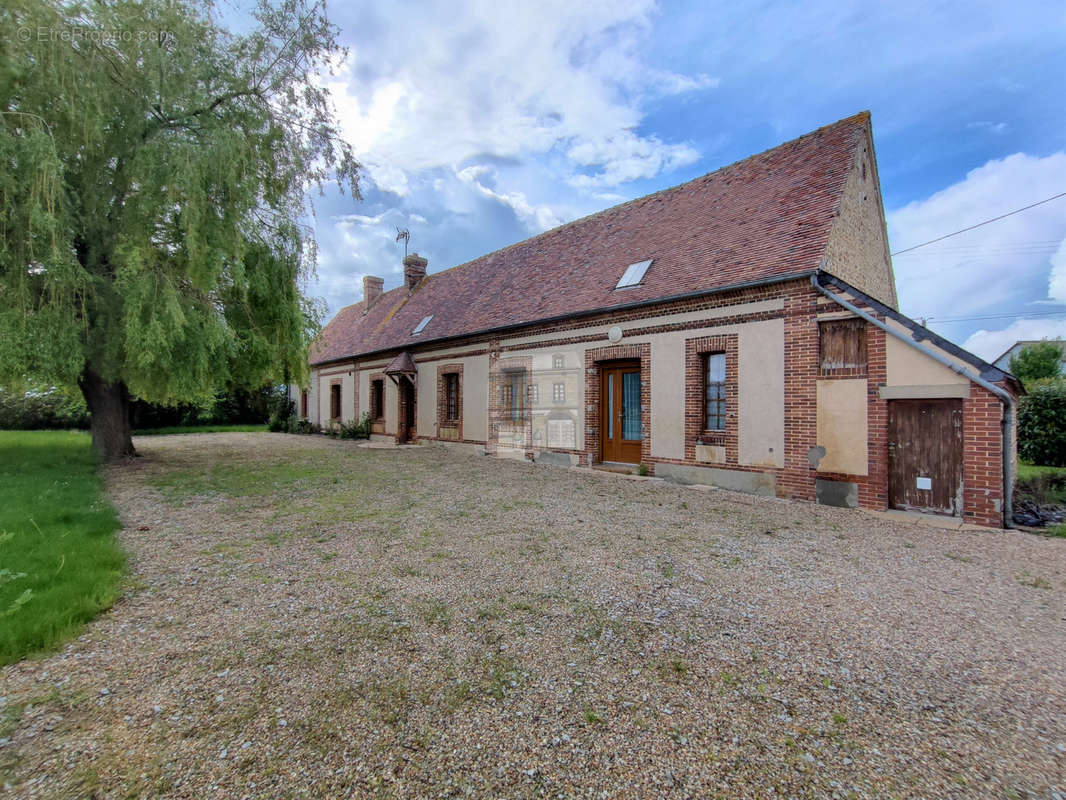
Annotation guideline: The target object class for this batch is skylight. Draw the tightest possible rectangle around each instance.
[615,259,652,289]
[412,315,433,335]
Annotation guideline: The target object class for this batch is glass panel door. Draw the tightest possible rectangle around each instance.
[621,371,641,440]
[607,373,614,440]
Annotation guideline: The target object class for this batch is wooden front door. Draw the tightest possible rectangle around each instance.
[887,399,963,515]
[398,378,416,443]
[600,361,642,463]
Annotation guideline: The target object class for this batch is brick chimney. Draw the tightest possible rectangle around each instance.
[363,275,384,312]
[403,252,428,290]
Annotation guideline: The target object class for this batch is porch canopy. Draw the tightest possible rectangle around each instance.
[383,351,417,384]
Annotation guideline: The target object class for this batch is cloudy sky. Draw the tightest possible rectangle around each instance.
[304,0,1066,362]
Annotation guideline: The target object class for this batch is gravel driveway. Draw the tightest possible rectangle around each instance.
[2,433,1064,798]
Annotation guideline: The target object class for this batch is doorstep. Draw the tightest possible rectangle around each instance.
[591,461,640,475]
[862,507,993,532]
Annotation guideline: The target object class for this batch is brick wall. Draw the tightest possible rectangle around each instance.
[435,363,463,441]
[583,343,651,467]
[815,324,889,510]
[962,384,1007,527]
[683,335,738,463]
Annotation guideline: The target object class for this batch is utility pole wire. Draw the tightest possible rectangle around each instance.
[891,191,1066,256]
[921,309,1066,324]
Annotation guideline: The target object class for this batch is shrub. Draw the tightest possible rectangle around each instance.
[131,385,281,429]
[0,386,89,430]
[337,414,370,440]
[287,417,318,435]
[268,397,296,432]
[1017,379,1066,467]
[1010,340,1064,386]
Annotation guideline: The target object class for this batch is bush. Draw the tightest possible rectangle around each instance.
[287,417,319,435]
[132,385,282,430]
[268,396,296,432]
[337,413,371,440]
[0,386,89,430]
[1017,378,1066,467]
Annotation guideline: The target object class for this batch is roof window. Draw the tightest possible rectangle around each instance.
[412,315,433,335]
[615,259,652,289]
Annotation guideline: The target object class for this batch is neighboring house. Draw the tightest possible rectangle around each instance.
[992,340,1066,375]
[296,112,1022,528]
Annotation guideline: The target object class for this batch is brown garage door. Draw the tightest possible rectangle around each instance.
[887,399,963,515]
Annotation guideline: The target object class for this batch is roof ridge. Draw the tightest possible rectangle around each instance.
[345,111,871,298]
[312,111,872,365]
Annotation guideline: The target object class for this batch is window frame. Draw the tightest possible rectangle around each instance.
[503,368,527,422]
[818,318,868,373]
[444,372,459,422]
[683,334,738,464]
[703,352,726,432]
[330,382,342,421]
[370,378,385,421]
[615,258,653,289]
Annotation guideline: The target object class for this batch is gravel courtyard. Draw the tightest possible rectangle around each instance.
[2,433,1064,798]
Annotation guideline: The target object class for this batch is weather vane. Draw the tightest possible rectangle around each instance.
[396,227,410,258]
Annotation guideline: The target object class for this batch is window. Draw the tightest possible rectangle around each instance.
[503,370,526,421]
[615,258,652,289]
[444,373,459,422]
[530,384,539,405]
[412,315,433,335]
[704,353,726,431]
[819,319,867,370]
[330,383,342,420]
[553,383,565,404]
[552,354,565,369]
[370,379,384,420]
[300,390,308,418]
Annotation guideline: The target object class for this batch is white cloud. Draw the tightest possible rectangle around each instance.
[456,165,564,233]
[965,120,1008,135]
[649,70,721,95]
[888,152,1066,321]
[1049,239,1066,303]
[567,131,700,188]
[318,0,713,197]
[964,319,1066,362]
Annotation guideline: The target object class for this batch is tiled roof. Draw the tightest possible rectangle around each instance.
[311,112,871,365]
[383,350,417,375]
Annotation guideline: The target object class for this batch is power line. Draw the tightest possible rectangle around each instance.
[919,309,1066,324]
[891,191,1066,256]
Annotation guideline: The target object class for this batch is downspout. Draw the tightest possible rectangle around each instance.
[810,274,1015,528]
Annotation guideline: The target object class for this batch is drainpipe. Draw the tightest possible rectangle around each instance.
[810,274,1015,528]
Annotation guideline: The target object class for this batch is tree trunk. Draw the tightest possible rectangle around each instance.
[79,369,136,462]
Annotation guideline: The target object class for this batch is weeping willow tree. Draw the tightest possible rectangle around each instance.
[0,0,359,459]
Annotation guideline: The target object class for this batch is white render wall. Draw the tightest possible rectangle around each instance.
[316,295,787,457]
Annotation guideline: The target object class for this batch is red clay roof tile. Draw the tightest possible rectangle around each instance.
[311,112,869,365]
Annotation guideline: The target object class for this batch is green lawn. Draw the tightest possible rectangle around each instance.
[1018,462,1066,481]
[133,424,268,436]
[0,431,125,665]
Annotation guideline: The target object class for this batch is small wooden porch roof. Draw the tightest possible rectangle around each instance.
[383,351,417,384]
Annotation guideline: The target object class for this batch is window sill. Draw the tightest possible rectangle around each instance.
[819,367,868,378]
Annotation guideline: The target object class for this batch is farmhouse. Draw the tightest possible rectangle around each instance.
[297,112,1022,528]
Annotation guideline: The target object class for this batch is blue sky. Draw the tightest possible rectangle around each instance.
[306,0,1066,362]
